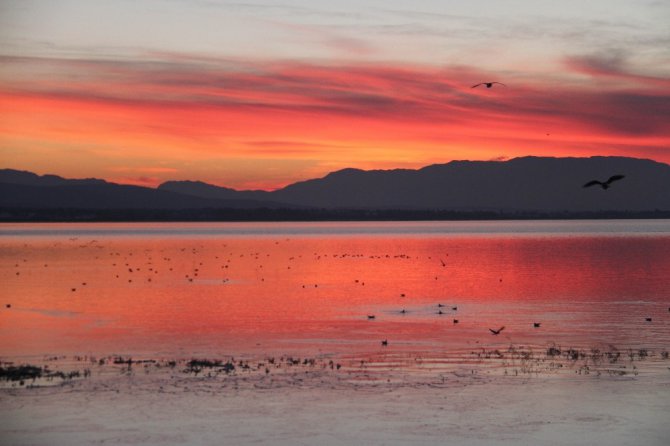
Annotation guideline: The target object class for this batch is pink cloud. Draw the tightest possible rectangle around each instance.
[2,53,669,179]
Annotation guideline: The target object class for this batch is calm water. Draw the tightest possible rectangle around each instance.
[1,220,669,360]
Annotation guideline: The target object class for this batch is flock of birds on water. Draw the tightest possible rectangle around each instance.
[7,227,664,355]
[6,249,558,352]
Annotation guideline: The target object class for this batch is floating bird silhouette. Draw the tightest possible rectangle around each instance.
[489,326,505,335]
[471,82,506,89]
[381,339,388,346]
[533,322,541,328]
[583,175,625,190]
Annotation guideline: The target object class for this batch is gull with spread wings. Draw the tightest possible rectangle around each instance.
[583,175,625,190]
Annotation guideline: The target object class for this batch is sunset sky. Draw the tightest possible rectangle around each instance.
[1,0,669,190]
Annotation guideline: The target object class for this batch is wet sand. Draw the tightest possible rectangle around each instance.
[2,348,669,445]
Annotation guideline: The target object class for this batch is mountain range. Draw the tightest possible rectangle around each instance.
[2,156,670,219]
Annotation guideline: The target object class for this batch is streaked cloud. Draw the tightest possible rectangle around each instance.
[2,54,666,136]
[1,0,669,189]
[109,166,179,174]
[565,51,670,87]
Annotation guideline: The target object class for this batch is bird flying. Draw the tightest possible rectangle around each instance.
[582,174,625,190]
[471,82,506,89]
[489,326,505,335]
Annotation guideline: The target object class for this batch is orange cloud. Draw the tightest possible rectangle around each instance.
[1,55,668,190]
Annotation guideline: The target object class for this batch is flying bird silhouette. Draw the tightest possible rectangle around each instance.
[471,82,506,89]
[583,175,625,190]
[489,326,505,335]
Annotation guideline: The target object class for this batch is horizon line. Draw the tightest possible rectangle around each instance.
[1,154,666,192]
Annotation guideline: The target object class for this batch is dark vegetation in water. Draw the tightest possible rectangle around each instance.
[2,345,667,389]
[182,356,339,378]
[0,365,43,381]
[2,207,670,222]
[0,364,90,386]
[186,359,235,375]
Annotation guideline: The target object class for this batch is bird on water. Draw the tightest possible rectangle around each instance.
[489,326,505,335]
[583,175,625,190]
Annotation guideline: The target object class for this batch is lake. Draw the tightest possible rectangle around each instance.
[2,220,669,365]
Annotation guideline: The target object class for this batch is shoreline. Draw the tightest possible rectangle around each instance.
[3,209,670,223]
[2,348,669,446]
[3,341,668,390]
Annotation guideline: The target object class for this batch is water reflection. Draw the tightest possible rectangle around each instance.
[1,222,669,359]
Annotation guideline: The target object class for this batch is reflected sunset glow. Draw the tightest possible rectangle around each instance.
[2,222,669,359]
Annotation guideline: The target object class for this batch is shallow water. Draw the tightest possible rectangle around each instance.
[1,220,669,363]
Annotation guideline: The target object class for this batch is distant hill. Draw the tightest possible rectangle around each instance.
[2,157,670,220]
[159,180,271,201]
[0,169,290,210]
[159,156,670,212]
[0,169,106,187]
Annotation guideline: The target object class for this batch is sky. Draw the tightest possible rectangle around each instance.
[1,0,669,190]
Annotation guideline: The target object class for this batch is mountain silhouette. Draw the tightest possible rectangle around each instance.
[0,169,106,187]
[158,180,271,201]
[160,156,670,212]
[2,157,670,219]
[0,169,289,210]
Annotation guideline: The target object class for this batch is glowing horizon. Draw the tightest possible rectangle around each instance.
[1,1,668,190]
